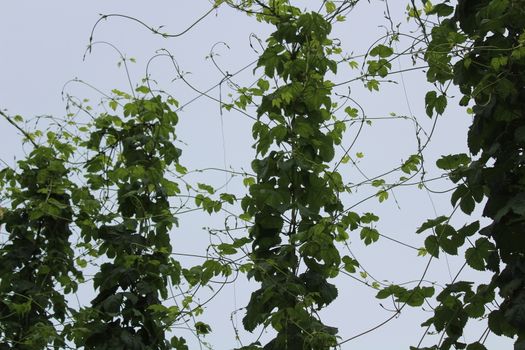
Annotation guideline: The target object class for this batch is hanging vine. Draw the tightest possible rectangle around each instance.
[0,117,82,348]
[412,0,525,349]
[232,3,357,349]
[4,0,523,349]
[63,90,198,349]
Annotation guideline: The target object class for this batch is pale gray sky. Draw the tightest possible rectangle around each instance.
[0,1,512,349]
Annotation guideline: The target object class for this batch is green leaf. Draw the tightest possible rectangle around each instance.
[348,60,359,69]
[360,227,379,245]
[256,79,270,91]
[217,243,237,255]
[325,1,336,13]
[371,179,385,187]
[8,300,32,315]
[424,91,446,116]
[427,3,454,16]
[175,163,188,174]
[436,153,470,170]
[401,286,435,307]
[135,85,150,94]
[366,79,380,91]
[271,125,287,143]
[171,336,189,350]
[488,310,516,337]
[401,154,421,174]
[435,94,447,115]
[195,321,212,335]
[344,106,358,118]
[425,91,437,117]
[76,258,87,268]
[243,177,256,187]
[466,343,487,350]
[423,1,433,14]
[465,238,494,271]
[360,212,379,223]
[101,293,123,314]
[376,190,389,202]
[376,284,406,299]
[370,44,394,58]
[416,216,448,233]
[197,183,215,194]
[342,256,359,273]
[460,194,475,215]
[457,221,480,237]
[109,100,118,111]
[220,193,236,204]
[424,235,440,257]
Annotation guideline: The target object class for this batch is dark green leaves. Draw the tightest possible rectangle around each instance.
[416,216,448,234]
[465,238,495,271]
[422,1,525,347]
[424,235,440,257]
[376,285,435,307]
[195,322,212,335]
[418,219,478,258]
[488,310,516,337]
[170,336,189,350]
[244,7,349,348]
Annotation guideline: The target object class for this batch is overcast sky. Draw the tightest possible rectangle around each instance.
[0,1,513,349]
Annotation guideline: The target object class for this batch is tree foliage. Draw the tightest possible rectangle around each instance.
[1,0,524,349]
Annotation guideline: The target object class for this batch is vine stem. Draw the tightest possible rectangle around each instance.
[0,110,38,148]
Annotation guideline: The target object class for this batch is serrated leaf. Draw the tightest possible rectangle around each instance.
[416,216,448,233]
[425,91,437,117]
[465,238,494,271]
[257,79,270,91]
[424,235,440,257]
[370,44,394,58]
[460,194,475,215]
[360,227,379,245]
[435,94,447,114]
[195,321,212,335]
[342,255,359,273]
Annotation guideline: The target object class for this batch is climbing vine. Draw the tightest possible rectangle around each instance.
[2,0,524,349]
[0,116,82,348]
[65,92,189,349]
[410,0,525,349]
[235,5,346,349]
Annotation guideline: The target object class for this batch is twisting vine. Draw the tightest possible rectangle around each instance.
[411,0,525,349]
[65,91,192,349]
[232,3,355,349]
[4,0,522,349]
[0,113,82,349]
